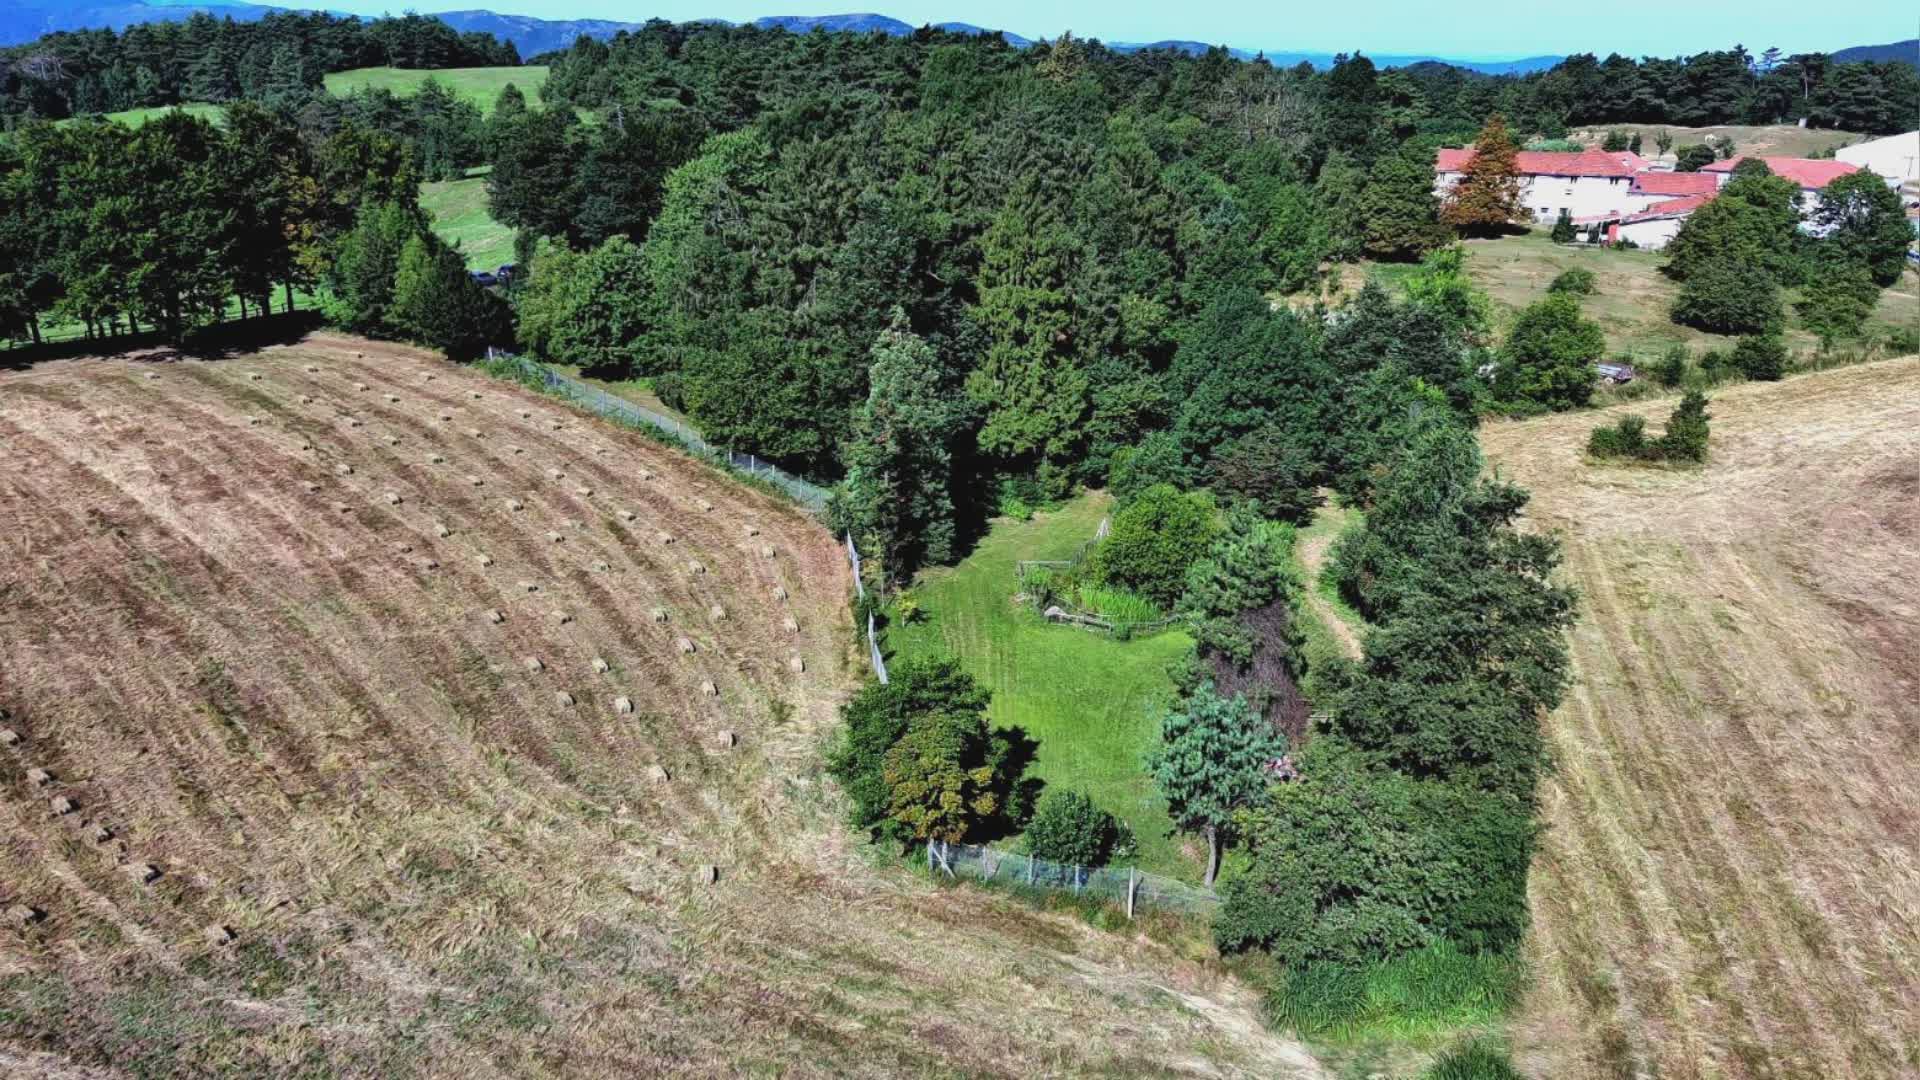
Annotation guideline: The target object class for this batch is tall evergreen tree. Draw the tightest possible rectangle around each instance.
[1440,115,1525,235]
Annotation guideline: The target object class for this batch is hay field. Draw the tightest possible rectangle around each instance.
[1482,357,1920,1078]
[0,335,1324,1078]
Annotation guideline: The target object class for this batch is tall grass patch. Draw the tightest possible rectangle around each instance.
[1264,940,1521,1043]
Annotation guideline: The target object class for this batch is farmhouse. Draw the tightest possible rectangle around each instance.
[1433,148,1650,223]
[1834,132,1920,192]
[1699,155,1864,211]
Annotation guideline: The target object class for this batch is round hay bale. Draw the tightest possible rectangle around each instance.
[347,417,364,428]
[698,864,718,885]
[126,863,162,885]
[477,554,494,567]
[385,435,399,445]
[90,824,113,843]
[298,440,313,451]
[437,411,452,422]
[546,468,564,481]
[676,637,696,654]
[305,365,320,373]
[300,395,314,404]
[385,394,400,404]
[508,444,525,455]
[555,691,575,707]
[355,382,370,391]
[708,604,727,621]
[523,656,544,673]
[591,560,611,573]
[648,764,670,782]
[518,409,532,419]
[467,428,483,439]
[716,730,736,747]
[546,531,564,544]
[698,499,714,512]
[574,486,593,497]
[701,681,719,698]
[143,371,161,381]
[613,696,633,714]
[651,607,669,623]
[554,611,573,625]
[617,509,635,522]
[549,420,564,431]
[760,544,777,559]
[657,532,675,545]
[745,525,760,537]
[506,499,524,511]
[248,372,262,381]
[50,795,77,816]
[7,903,45,927]
[0,728,19,746]
[392,541,413,554]
[26,768,52,786]
[247,416,262,426]
[788,656,806,674]
[434,523,451,538]
[205,924,235,947]
[467,475,484,487]
[640,469,656,481]
[520,580,539,592]
[384,491,402,505]
[428,453,445,464]
[331,501,353,514]
[423,373,435,381]
[470,391,482,400]
[335,463,353,476]
[486,609,504,624]
[772,585,788,601]
[783,615,800,633]
[414,557,439,571]
[688,560,706,575]
[353,351,365,359]
[591,657,610,674]
[303,481,322,494]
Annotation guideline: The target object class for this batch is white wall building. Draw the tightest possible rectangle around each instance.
[1433,148,1651,224]
[1834,132,1919,196]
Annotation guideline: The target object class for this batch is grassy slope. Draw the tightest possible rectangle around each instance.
[888,493,1198,880]
[1566,123,1864,159]
[1345,232,1920,362]
[323,66,550,114]
[57,102,226,128]
[419,174,515,271]
[0,335,1325,1077]
[1482,356,1920,1079]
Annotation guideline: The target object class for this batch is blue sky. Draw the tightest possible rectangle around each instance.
[326,1,1917,59]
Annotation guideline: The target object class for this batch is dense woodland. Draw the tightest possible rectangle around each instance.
[1,14,1915,1054]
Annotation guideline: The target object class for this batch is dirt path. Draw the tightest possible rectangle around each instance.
[1297,529,1364,662]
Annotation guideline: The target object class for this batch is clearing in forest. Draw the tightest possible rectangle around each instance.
[0,334,1322,1077]
[1483,356,1920,1079]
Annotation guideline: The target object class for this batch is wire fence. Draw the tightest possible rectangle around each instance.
[927,840,1220,918]
[483,350,830,511]
[846,534,889,684]
[1013,518,1196,639]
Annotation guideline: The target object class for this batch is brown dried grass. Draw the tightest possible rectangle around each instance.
[1482,356,1920,1080]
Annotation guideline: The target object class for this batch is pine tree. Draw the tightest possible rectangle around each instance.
[1147,684,1287,886]
[1359,147,1448,260]
[1440,115,1526,235]
[1315,149,1368,262]
[845,321,970,582]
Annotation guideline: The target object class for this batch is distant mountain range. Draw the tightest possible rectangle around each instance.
[1,3,1908,79]
[1830,38,1919,66]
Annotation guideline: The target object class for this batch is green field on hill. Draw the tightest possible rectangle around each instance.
[887,493,1198,880]
[323,65,550,113]
[419,172,514,271]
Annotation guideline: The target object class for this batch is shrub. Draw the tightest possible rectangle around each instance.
[1653,344,1688,386]
[1206,424,1321,524]
[1264,941,1522,1039]
[1654,389,1711,462]
[1024,789,1128,867]
[1089,484,1218,607]
[1586,413,1647,458]
[1494,292,1605,410]
[1424,1039,1526,1080]
[1549,209,1576,244]
[1732,334,1787,381]
[1547,267,1594,295]
[1674,144,1716,171]
[1796,262,1880,344]
[1106,432,1192,506]
[1672,257,1783,335]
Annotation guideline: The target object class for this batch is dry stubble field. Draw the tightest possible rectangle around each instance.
[1483,358,1920,1079]
[0,334,1322,1078]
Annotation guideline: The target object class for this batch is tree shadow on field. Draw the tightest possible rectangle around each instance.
[0,311,321,373]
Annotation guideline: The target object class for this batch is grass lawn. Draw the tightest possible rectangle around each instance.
[323,66,550,114]
[1566,122,1864,160]
[888,492,1199,880]
[419,174,515,270]
[59,103,225,128]
[1345,230,1919,362]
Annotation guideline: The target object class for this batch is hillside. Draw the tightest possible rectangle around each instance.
[0,336,1324,1077]
[1480,357,1920,1078]
[1832,38,1919,66]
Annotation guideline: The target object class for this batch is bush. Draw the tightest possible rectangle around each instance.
[1547,267,1594,295]
[1674,144,1716,171]
[1424,1039,1526,1080]
[1732,334,1787,381]
[1549,209,1576,244]
[1653,344,1688,386]
[1494,292,1605,410]
[1024,789,1130,867]
[1796,262,1880,345]
[1089,484,1218,607]
[1586,413,1647,457]
[1264,941,1522,1039]
[1672,258,1783,335]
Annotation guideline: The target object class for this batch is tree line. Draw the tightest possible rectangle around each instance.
[0,106,501,352]
[0,11,519,123]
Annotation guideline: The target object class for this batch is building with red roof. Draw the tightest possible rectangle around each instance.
[1699,156,1861,193]
[1435,148,1674,227]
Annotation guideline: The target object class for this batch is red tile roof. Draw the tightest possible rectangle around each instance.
[1629,172,1720,197]
[1575,194,1715,225]
[1435,148,1642,179]
[1700,156,1861,190]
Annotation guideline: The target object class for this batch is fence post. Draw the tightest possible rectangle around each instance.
[1028,853,1035,885]
[1127,868,1137,920]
